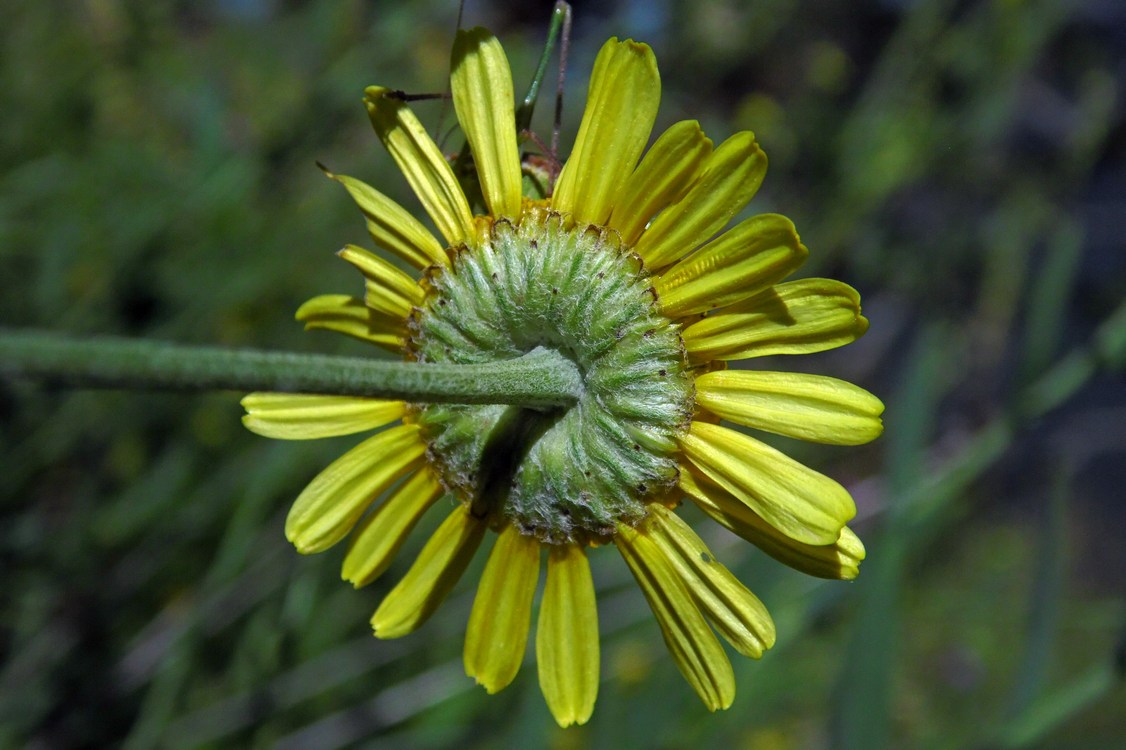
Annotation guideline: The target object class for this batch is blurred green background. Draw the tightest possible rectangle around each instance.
[2,0,1124,747]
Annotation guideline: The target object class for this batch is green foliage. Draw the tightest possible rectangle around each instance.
[2,1,1124,747]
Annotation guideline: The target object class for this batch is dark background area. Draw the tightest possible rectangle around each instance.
[1,0,1124,747]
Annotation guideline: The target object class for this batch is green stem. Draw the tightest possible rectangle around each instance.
[515,1,571,134]
[0,329,583,409]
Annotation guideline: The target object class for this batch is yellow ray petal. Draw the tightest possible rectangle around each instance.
[654,214,808,317]
[681,278,868,362]
[633,131,767,270]
[451,27,522,219]
[465,524,541,693]
[552,38,660,226]
[371,504,486,639]
[241,393,405,440]
[695,370,884,445]
[342,469,444,587]
[680,465,865,580]
[284,424,426,554]
[295,294,406,353]
[678,421,855,546]
[537,544,599,727]
[608,120,713,246]
[323,170,447,268]
[616,521,735,711]
[646,504,775,658]
[364,85,475,247]
[338,245,425,319]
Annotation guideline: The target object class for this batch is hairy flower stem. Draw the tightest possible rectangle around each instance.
[0,329,583,408]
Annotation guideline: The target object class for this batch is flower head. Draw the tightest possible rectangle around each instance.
[243,26,882,727]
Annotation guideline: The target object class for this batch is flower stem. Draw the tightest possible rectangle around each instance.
[515,1,572,134]
[0,329,583,408]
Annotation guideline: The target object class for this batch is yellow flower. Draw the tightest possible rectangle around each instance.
[242,27,882,727]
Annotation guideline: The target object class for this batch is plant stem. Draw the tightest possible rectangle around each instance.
[0,329,583,409]
[515,1,571,134]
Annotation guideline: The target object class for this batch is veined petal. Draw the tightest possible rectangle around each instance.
[682,278,868,362]
[695,370,884,445]
[465,524,541,693]
[324,170,447,268]
[364,85,475,247]
[285,424,426,554]
[537,544,599,728]
[679,421,855,545]
[241,393,405,440]
[654,214,808,317]
[342,469,444,587]
[633,131,767,270]
[371,504,486,639]
[680,465,866,580]
[616,521,735,711]
[295,294,406,353]
[552,38,660,226]
[338,245,425,319]
[451,27,522,219]
[608,120,713,246]
[646,505,775,658]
